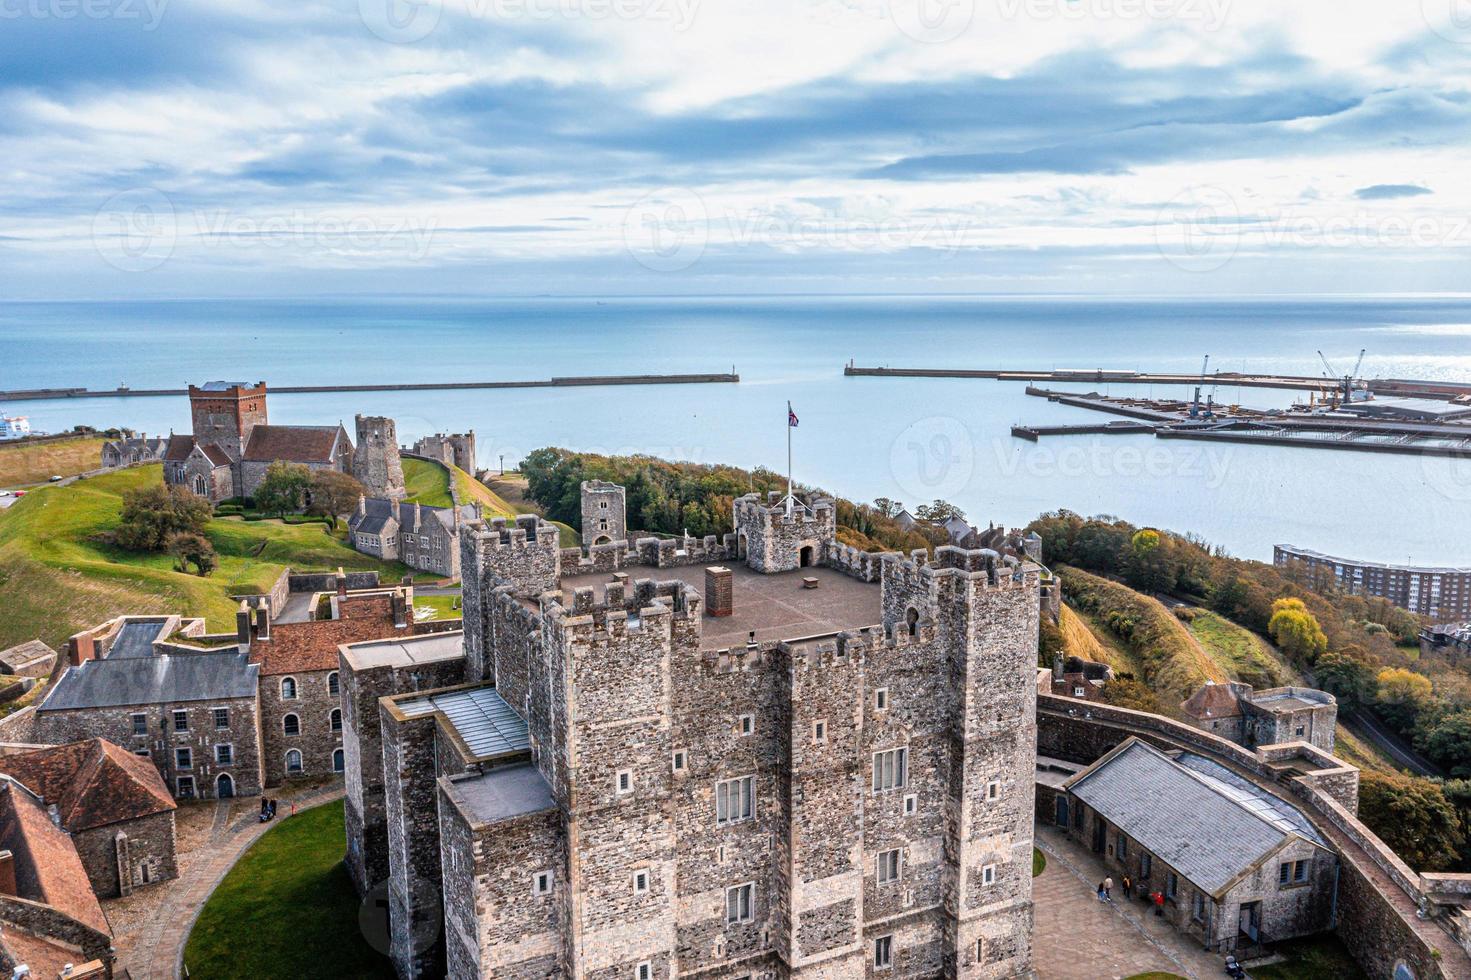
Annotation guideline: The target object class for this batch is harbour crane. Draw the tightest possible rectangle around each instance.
[1318,349,1369,405]
[1191,354,1211,419]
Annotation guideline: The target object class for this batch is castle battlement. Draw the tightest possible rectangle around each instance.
[538,577,703,643]
[468,514,560,551]
[733,491,835,525]
[886,545,1040,592]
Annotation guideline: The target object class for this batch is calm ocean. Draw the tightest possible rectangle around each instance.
[3,295,1469,565]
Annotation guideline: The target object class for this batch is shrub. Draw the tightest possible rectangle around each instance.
[115,483,213,552]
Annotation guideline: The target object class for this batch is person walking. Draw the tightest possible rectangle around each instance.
[1103,876,1113,901]
[1121,874,1133,899]
[1152,890,1165,917]
[1097,881,1106,902]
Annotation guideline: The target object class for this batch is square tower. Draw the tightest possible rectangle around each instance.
[354,414,407,500]
[188,381,267,459]
[580,480,627,545]
[732,491,836,573]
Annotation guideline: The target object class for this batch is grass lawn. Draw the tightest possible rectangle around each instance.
[1186,609,1290,688]
[1250,934,1365,980]
[413,593,461,621]
[1032,848,1046,876]
[0,435,108,487]
[184,801,393,979]
[1063,604,1144,679]
[0,465,410,650]
[403,458,580,546]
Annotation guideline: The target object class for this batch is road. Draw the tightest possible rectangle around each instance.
[1343,705,1442,777]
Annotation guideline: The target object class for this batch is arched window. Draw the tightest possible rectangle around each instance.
[286,749,303,774]
[280,677,297,700]
[327,672,340,698]
[330,708,342,733]
[283,713,300,736]
[191,475,207,496]
[905,607,920,637]
[332,748,345,773]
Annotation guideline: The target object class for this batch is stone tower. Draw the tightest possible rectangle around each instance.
[732,490,836,573]
[580,480,627,545]
[188,381,267,459]
[354,415,406,500]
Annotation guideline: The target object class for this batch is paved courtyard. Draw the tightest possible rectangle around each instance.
[1034,823,1227,980]
[103,779,344,980]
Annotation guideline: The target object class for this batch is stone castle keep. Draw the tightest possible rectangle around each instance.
[339,488,1043,979]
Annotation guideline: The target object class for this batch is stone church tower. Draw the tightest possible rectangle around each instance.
[353,415,406,500]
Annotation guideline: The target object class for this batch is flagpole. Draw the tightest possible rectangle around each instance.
[786,401,793,516]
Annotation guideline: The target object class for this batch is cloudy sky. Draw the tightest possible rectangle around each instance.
[4,0,1471,297]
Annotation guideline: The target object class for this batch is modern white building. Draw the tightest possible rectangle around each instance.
[0,415,31,440]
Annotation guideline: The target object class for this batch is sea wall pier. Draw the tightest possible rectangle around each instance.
[0,372,740,402]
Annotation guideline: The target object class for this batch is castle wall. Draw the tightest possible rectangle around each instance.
[71,810,177,899]
[381,700,448,979]
[259,667,342,788]
[460,515,560,681]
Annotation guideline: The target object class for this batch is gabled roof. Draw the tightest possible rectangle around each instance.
[0,781,109,934]
[198,443,233,467]
[39,652,258,711]
[1065,738,1316,896]
[164,434,197,462]
[242,424,345,464]
[0,739,175,832]
[1181,681,1246,720]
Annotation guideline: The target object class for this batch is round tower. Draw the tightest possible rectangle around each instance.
[353,414,406,500]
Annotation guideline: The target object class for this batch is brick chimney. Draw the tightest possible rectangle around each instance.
[0,850,16,897]
[391,589,408,629]
[705,567,733,618]
[67,630,97,668]
[235,602,253,648]
[254,603,270,642]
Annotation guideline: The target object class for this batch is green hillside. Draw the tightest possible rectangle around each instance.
[402,457,579,546]
[0,465,408,650]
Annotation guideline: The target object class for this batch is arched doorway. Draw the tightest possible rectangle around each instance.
[333,748,345,773]
[799,545,815,568]
[905,607,919,637]
[216,773,235,799]
[737,532,748,559]
[593,535,611,546]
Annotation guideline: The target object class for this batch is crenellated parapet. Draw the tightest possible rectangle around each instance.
[823,541,896,583]
[732,491,837,574]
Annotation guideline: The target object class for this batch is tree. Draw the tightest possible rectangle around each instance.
[1375,667,1434,732]
[1101,677,1163,715]
[308,470,367,529]
[1357,771,1465,871]
[1268,597,1328,663]
[1314,650,1376,709]
[872,497,902,518]
[1416,711,1471,778]
[115,483,213,552]
[253,461,313,516]
[914,499,964,523]
[165,531,217,576]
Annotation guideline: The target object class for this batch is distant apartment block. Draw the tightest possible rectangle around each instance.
[1274,544,1471,621]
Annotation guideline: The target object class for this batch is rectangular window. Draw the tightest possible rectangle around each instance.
[176,776,196,798]
[725,882,754,924]
[175,747,192,770]
[903,794,917,816]
[132,713,148,736]
[715,775,755,825]
[532,870,552,896]
[1166,872,1178,899]
[975,938,985,963]
[1117,834,1127,860]
[1192,892,1205,922]
[813,719,827,744]
[738,714,754,736]
[1279,862,1290,884]
[215,744,232,765]
[617,770,633,794]
[636,963,651,980]
[874,688,888,710]
[213,707,229,729]
[874,935,893,970]
[172,710,189,732]
[872,748,908,792]
[982,863,996,886]
[1073,685,1086,697]
[1293,860,1307,882]
[986,780,1001,801]
[135,750,150,758]
[632,869,649,894]
[672,750,687,773]
[1141,853,1152,878]
[877,848,902,884]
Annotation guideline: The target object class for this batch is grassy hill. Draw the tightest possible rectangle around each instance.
[1184,609,1290,688]
[0,435,108,487]
[403,458,579,546]
[0,465,408,650]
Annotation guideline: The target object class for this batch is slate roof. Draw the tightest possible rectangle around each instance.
[1066,738,1307,896]
[397,685,529,759]
[0,738,175,832]
[242,424,344,463]
[348,497,467,538]
[39,652,258,711]
[0,780,110,934]
[107,618,170,659]
[200,380,259,391]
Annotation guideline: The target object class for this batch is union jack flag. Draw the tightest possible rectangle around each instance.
[788,403,799,427]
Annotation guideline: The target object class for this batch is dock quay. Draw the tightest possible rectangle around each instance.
[1010,421,1155,442]
[0,372,740,402]
[845,364,1466,400]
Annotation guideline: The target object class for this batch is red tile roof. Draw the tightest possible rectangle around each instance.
[0,781,110,935]
[0,739,175,833]
[163,434,196,462]
[0,927,89,979]
[242,425,343,464]
[253,595,411,675]
[201,443,233,466]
